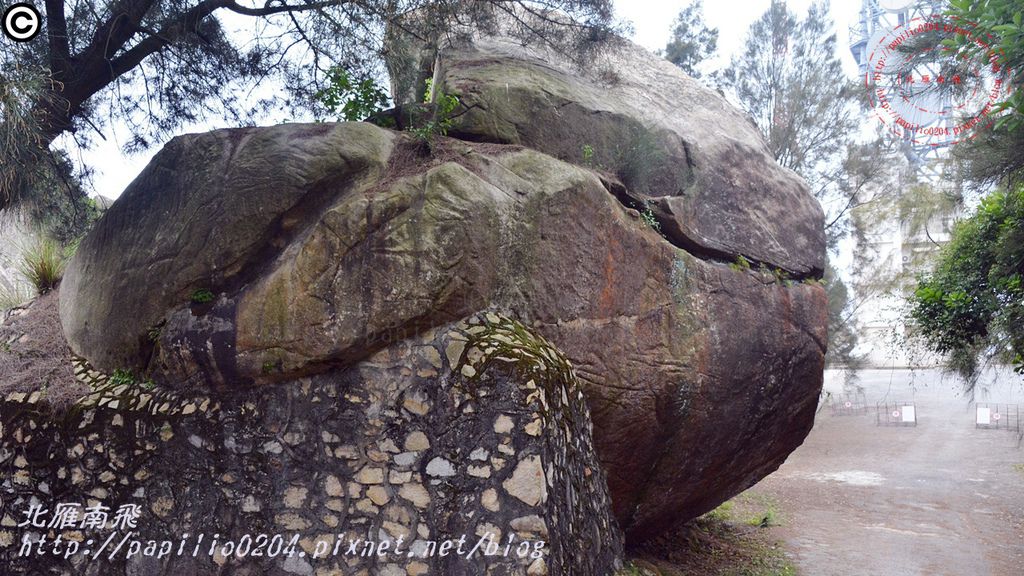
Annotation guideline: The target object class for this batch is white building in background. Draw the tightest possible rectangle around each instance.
[854,200,955,368]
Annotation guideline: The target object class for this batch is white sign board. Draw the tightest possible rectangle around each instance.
[901,405,916,423]
[977,406,991,425]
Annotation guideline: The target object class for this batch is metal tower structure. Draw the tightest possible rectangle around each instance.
[849,0,951,181]
[848,1,963,368]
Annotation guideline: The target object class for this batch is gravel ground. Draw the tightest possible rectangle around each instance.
[747,368,1024,576]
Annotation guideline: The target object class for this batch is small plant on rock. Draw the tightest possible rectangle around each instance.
[410,79,460,142]
[190,289,215,304]
[640,202,660,232]
[731,255,752,272]
[109,368,136,387]
[581,144,595,165]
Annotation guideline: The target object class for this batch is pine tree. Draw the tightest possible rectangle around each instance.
[663,1,718,79]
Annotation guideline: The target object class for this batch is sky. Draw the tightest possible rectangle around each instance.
[72,0,868,200]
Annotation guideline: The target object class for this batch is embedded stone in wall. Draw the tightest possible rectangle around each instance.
[0,314,623,576]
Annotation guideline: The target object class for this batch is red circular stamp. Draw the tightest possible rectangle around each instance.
[865,14,1011,147]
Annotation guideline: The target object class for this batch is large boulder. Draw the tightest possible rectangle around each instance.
[385,27,826,278]
[59,122,396,373]
[60,34,827,542]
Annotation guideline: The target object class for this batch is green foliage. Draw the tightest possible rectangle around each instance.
[746,504,779,528]
[731,255,752,272]
[109,369,137,387]
[917,4,1024,382]
[422,79,435,104]
[5,146,101,245]
[190,289,215,304]
[108,368,156,390]
[704,500,735,521]
[932,1,1024,185]
[18,237,67,295]
[410,79,460,142]
[581,144,595,165]
[315,67,390,122]
[1,66,59,208]
[945,0,1024,134]
[663,0,719,79]
[909,187,1024,380]
[640,202,660,232]
[757,263,790,285]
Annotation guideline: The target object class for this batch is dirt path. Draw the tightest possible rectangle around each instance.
[748,368,1024,576]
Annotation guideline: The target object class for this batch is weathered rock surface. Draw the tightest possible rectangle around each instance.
[59,122,396,373]
[60,34,827,543]
[386,30,826,278]
[1,314,622,575]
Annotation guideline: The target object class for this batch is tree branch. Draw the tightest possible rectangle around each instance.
[75,0,351,111]
[44,0,71,78]
[224,0,349,18]
[80,0,158,64]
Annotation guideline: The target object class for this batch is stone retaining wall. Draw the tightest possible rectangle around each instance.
[0,314,623,575]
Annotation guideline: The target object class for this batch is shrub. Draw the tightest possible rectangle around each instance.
[17,236,66,295]
[909,186,1024,379]
[410,79,460,142]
